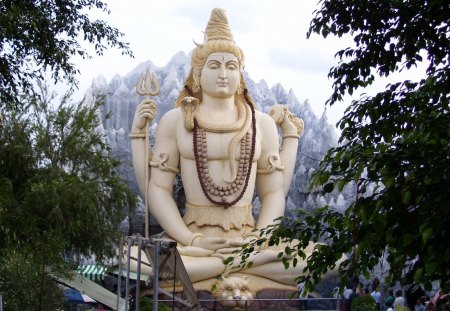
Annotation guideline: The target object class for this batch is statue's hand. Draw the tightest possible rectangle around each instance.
[192,236,229,251]
[280,114,300,135]
[177,245,215,257]
[131,99,157,132]
[268,104,304,138]
[213,248,282,269]
[214,237,254,254]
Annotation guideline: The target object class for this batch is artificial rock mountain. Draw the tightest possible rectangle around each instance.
[84,51,356,235]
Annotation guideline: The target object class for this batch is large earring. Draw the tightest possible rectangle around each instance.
[237,83,243,95]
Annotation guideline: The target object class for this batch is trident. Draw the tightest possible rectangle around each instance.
[136,69,160,238]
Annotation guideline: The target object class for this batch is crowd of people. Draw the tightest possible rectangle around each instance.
[341,277,450,311]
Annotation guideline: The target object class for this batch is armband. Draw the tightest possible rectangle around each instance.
[149,153,180,173]
[257,155,284,174]
[129,132,146,138]
[282,133,300,139]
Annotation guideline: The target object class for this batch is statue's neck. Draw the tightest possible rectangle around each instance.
[199,94,238,123]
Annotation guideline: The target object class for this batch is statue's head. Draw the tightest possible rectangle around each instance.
[176,8,254,107]
[191,8,244,91]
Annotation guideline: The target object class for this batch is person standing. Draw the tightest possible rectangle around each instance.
[371,287,382,310]
[394,289,406,310]
[348,288,358,311]
[425,301,435,311]
[415,298,426,311]
[343,285,354,311]
[385,290,395,311]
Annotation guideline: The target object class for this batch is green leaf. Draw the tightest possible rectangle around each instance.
[425,261,437,274]
[402,190,411,205]
[337,179,346,192]
[320,172,331,184]
[445,249,450,262]
[422,227,433,244]
[363,270,370,280]
[414,268,424,282]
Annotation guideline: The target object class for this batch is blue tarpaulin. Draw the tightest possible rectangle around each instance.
[65,288,85,303]
[65,287,96,303]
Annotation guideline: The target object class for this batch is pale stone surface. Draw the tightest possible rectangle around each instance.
[128,8,338,306]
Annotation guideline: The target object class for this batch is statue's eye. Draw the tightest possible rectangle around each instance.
[226,62,238,70]
[242,287,248,291]
[207,60,221,69]
[226,287,232,291]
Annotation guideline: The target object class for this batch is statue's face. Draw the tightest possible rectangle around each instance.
[200,52,240,98]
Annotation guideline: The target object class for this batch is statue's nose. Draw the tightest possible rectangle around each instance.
[219,65,226,78]
[233,289,241,299]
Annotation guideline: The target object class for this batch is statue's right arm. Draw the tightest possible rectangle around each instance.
[146,109,195,245]
[130,99,157,197]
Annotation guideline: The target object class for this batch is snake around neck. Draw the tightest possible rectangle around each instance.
[188,89,256,208]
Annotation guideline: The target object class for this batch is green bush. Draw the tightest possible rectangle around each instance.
[140,297,169,311]
[351,295,377,311]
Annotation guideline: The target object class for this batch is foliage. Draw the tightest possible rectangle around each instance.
[0,84,135,310]
[351,295,377,311]
[140,297,170,311]
[0,0,133,110]
[0,247,66,311]
[237,0,449,294]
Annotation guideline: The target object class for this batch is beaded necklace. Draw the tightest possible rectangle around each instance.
[192,89,256,208]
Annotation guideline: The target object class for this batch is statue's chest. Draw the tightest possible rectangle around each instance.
[178,128,260,161]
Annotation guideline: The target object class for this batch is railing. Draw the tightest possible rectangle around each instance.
[158,297,343,311]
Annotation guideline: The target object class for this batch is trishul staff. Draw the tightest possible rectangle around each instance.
[132,69,160,238]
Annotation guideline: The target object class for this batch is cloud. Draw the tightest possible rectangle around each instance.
[268,47,334,73]
[172,1,264,33]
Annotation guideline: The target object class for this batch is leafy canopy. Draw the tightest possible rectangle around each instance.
[239,0,449,293]
[0,85,135,310]
[351,295,377,311]
[0,84,135,258]
[0,0,133,109]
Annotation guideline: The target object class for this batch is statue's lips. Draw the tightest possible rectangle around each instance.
[217,81,228,87]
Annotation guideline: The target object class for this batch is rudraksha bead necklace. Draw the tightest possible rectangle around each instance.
[192,89,256,208]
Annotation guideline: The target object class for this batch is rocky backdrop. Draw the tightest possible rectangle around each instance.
[84,51,358,236]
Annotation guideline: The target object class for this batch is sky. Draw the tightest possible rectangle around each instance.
[72,0,423,129]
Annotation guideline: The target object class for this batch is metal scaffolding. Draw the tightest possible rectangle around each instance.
[116,236,201,311]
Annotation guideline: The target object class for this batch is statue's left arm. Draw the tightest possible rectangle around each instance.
[255,113,286,229]
[268,104,304,195]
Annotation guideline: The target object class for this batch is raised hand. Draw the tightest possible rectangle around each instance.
[131,99,157,132]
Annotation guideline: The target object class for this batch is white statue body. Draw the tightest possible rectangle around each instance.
[129,9,331,295]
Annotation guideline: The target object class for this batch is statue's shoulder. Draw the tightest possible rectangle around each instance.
[159,107,183,124]
[255,110,277,127]
[155,108,183,138]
